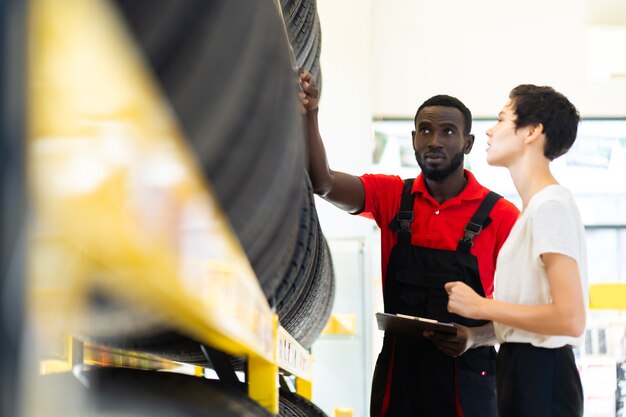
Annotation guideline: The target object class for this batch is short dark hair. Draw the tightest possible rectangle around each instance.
[509,84,580,161]
[415,95,472,136]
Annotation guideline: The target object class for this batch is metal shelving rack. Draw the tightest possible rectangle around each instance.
[26,0,312,414]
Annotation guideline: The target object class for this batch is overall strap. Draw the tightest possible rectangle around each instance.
[388,179,415,245]
[457,191,502,253]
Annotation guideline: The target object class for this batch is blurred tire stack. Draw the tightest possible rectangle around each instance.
[64,0,334,415]
[39,367,332,417]
[104,0,334,354]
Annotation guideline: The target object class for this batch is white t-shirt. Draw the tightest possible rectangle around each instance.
[493,185,588,348]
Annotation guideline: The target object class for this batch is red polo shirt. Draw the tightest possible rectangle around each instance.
[359,170,519,298]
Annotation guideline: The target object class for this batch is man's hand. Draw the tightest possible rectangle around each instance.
[298,68,319,112]
[423,324,473,357]
[424,322,497,357]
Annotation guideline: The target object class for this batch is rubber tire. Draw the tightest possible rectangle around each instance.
[279,388,329,417]
[38,367,273,416]
[281,232,335,349]
[113,0,306,296]
[281,0,322,86]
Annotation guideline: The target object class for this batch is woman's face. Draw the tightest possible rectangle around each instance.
[485,99,525,167]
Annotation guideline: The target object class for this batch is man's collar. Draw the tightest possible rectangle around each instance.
[412,170,485,201]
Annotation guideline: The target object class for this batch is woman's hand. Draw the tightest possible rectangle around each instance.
[445,281,487,320]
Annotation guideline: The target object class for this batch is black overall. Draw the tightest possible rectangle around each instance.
[370,179,500,417]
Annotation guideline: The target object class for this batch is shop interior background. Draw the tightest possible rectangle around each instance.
[2,1,625,417]
[310,1,626,417]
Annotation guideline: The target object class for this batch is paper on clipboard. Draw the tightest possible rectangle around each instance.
[376,312,457,336]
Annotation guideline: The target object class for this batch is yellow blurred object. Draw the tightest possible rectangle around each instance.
[84,342,185,372]
[39,359,73,375]
[29,0,274,359]
[27,0,310,413]
[247,314,279,413]
[296,377,313,400]
[333,408,354,417]
[589,283,626,310]
[322,314,357,335]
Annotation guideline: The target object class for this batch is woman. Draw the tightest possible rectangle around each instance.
[445,84,587,417]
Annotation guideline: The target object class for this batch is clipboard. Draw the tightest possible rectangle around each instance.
[376,312,457,336]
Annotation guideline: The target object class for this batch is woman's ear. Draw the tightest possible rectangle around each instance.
[524,123,544,144]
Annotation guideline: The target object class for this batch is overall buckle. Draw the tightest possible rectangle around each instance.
[397,211,414,232]
[461,222,483,247]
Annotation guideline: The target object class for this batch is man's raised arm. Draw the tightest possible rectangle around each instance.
[299,69,365,214]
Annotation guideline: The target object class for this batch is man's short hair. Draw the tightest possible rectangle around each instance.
[509,84,580,160]
[415,95,473,136]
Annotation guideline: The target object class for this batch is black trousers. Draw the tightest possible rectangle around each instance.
[496,343,583,417]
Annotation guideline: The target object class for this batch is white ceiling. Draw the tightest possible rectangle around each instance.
[362,0,626,117]
[585,0,626,26]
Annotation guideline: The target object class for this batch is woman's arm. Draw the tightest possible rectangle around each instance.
[446,252,586,337]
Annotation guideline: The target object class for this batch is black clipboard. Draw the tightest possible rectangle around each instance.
[376,312,457,336]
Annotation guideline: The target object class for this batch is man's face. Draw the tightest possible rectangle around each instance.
[413,106,473,181]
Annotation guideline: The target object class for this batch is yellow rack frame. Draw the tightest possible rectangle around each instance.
[28,0,311,413]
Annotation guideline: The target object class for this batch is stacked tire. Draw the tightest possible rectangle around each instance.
[281,0,323,91]
[40,368,330,416]
[108,0,332,353]
[84,1,334,413]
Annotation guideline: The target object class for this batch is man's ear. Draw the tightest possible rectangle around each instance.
[464,134,475,154]
[411,130,416,149]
